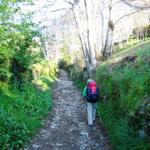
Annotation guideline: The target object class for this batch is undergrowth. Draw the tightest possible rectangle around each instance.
[0,61,58,149]
[67,43,150,150]
[96,44,150,150]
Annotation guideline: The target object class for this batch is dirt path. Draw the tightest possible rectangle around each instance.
[26,70,111,150]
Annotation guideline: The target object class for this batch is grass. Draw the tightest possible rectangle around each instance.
[68,40,150,150]
[59,39,150,150]
[0,60,58,149]
[0,82,54,149]
[103,39,150,66]
[95,42,150,150]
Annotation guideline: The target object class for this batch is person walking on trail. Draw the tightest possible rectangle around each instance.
[83,79,100,128]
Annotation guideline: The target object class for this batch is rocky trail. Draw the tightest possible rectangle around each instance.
[26,70,111,150]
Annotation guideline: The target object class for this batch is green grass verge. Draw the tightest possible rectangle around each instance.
[95,43,150,150]
[0,82,54,149]
[68,41,150,150]
[0,60,58,149]
[62,40,150,150]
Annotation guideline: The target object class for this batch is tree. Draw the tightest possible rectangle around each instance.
[0,0,43,86]
[63,0,150,75]
[43,0,150,75]
[102,0,148,58]
[65,0,101,77]
[121,0,150,9]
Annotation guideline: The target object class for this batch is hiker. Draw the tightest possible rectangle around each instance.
[83,79,100,127]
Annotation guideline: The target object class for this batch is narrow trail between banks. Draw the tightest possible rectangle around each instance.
[26,70,111,150]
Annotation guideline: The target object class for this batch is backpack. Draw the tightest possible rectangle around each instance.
[86,81,100,103]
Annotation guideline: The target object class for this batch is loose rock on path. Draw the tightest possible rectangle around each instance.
[26,70,111,150]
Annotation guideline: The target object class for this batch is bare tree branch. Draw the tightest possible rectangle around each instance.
[64,0,74,7]
[121,0,150,9]
[114,8,143,25]
[50,8,68,12]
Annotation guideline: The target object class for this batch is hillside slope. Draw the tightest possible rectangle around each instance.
[95,42,150,150]
[102,40,150,66]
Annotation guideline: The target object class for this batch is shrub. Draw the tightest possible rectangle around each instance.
[0,59,58,149]
[0,80,54,149]
[96,44,150,150]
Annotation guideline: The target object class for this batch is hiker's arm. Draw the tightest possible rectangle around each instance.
[82,87,87,101]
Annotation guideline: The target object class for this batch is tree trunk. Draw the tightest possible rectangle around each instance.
[103,22,114,58]
[83,0,97,75]
[72,6,92,77]
[102,1,114,59]
[100,10,104,52]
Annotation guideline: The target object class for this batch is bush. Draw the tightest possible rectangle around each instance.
[95,44,150,150]
[0,5,58,149]
[0,59,58,149]
[0,81,54,149]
